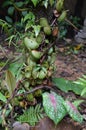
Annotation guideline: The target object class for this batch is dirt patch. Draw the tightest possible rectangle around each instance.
[54,51,86,80]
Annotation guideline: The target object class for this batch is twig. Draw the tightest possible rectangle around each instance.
[51,18,57,26]
[40,41,56,64]
[65,18,79,31]
[15,85,57,97]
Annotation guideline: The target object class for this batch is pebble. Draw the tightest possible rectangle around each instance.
[74,18,86,43]
[13,122,30,130]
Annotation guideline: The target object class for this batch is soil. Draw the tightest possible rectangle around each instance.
[55,48,86,80]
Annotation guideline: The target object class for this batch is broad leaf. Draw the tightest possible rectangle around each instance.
[52,77,71,92]
[64,101,83,123]
[15,2,24,7]
[52,77,84,95]
[8,6,14,16]
[42,91,67,125]
[5,70,16,97]
[5,16,13,23]
[0,92,7,103]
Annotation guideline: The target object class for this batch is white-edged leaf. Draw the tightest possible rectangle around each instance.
[64,101,83,123]
[42,91,67,125]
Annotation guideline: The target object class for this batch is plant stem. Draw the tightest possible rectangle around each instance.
[65,18,79,31]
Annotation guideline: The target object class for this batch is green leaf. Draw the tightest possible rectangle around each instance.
[49,0,54,6]
[9,61,23,81]
[64,101,83,123]
[42,91,67,125]
[73,100,84,108]
[43,0,49,8]
[17,104,44,126]
[0,92,7,103]
[24,12,35,22]
[74,75,86,87]
[52,77,72,92]
[8,6,14,16]
[81,87,86,97]
[33,25,41,37]
[15,2,24,7]
[0,109,10,124]
[2,1,12,7]
[5,70,16,97]
[31,0,39,7]
[74,75,86,97]
[5,16,13,23]
[52,77,84,95]
[22,11,28,16]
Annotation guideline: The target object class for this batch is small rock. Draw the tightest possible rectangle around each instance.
[13,122,30,130]
[78,32,86,39]
[74,18,86,43]
[74,35,84,43]
[83,27,86,32]
[13,121,21,127]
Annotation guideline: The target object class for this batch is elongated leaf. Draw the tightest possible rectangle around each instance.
[52,77,84,95]
[73,100,84,108]
[81,87,86,97]
[0,92,7,103]
[0,109,10,124]
[42,91,67,125]
[52,77,71,92]
[2,1,12,7]
[64,101,83,123]
[5,70,16,97]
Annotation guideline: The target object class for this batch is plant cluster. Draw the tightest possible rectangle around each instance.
[0,0,85,130]
[0,72,85,129]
